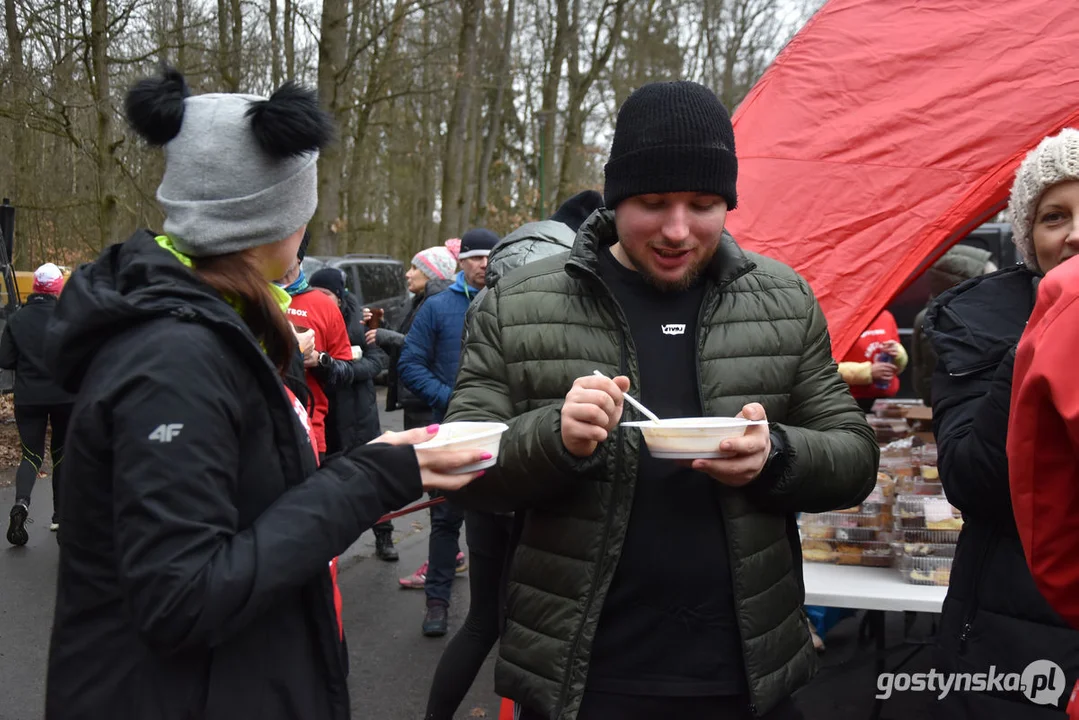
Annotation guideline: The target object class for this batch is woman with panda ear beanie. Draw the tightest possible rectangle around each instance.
[41,67,486,720]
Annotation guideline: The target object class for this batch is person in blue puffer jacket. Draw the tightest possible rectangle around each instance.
[398,227,498,637]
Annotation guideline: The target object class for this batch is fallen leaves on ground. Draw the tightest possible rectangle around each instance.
[469,709,487,718]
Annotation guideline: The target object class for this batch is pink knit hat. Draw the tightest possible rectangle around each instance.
[444,238,461,259]
[411,246,457,281]
[33,263,64,295]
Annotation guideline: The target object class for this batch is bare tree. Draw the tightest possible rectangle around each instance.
[89,0,119,247]
[557,0,626,201]
[437,0,485,239]
[268,0,281,85]
[474,0,514,224]
[311,0,349,255]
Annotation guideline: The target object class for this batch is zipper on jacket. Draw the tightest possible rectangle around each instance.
[694,282,763,716]
[957,531,998,652]
[554,274,636,720]
[555,252,754,718]
[947,359,1000,379]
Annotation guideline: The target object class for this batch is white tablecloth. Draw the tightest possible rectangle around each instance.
[803,563,947,613]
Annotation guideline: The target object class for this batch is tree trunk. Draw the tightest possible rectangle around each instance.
[175,0,187,72]
[437,0,485,240]
[268,0,280,86]
[230,0,242,86]
[311,0,349,255]
[216,0,237,90]
[90,0,117,248]
[460,87,483,228]
[537,0,570,216]
[417,9,437,247]
[474,0,514,224]
[4,0,28,217]
[557,0,626,200]
[284,0,295,79]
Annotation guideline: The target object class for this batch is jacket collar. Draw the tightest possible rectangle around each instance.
[565,208,755,288]
[923,263,1036,375]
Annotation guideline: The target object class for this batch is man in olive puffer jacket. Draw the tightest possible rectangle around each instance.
[445,82,878,720]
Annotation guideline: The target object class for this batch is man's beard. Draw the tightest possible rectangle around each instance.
[622,246,710,292]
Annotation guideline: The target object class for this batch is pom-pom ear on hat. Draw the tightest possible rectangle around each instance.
[125,65,190,146]
[246,82,334,159]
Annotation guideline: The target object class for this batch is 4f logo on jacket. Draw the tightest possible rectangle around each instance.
[661,324,686,336]
[148,424,184,443]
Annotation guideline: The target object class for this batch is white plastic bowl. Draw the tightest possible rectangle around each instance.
[621,417,769,459]
[414,421,509,474]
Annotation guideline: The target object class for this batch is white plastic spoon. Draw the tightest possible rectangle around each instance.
[592,370,661,424]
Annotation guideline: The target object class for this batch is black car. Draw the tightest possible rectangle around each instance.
[301,254,410,331]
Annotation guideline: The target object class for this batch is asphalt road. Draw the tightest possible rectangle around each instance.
[0,389,936,720]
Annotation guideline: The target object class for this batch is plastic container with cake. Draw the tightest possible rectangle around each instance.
[898,542,956,558]
[895,527,961,545]
[801,539,837,563]
[799,510,891,544]
[835,540,895,567]
[896,476,945,496]
[899,553,953,586]
[894,495,964,531]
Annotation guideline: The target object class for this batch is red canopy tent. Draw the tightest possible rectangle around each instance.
[726,0,1079,359]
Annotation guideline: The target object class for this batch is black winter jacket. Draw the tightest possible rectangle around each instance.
[925,264,1079,719]
[42,231,423,720]
[0,293,74,406]
[323,293,388,452]
[383,278,451,412]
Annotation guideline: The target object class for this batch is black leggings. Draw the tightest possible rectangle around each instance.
[424,511,514,720]
[14,404,72,512]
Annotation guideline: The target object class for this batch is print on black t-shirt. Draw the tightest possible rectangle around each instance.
[587,246,747,698]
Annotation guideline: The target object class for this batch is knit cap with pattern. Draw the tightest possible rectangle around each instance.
[603,81,737,210]
[1009,128,1079,272]
[412,246,457,281]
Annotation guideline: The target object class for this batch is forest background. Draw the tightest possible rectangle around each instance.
[0,0,819,267]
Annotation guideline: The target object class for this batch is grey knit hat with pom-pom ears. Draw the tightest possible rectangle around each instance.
[124,66,334,258]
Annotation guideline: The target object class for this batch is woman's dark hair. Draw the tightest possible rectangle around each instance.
[192,252,296,373]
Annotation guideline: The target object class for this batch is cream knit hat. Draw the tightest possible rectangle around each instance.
[1008,128,1079,272]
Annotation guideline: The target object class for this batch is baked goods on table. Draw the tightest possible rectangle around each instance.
[899,554,953,586]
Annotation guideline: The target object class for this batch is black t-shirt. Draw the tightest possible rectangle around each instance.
[587,246,747,697]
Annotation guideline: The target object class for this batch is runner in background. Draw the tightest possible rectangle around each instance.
[308,267,397,561]
[1,263,74,544]
[398,228,498,637]
[276,232,353,461]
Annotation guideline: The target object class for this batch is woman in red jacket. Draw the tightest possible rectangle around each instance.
[1009,238,1079,631]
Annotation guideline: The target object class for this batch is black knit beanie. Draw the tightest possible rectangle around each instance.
[550,190,604,232]
[603,81,737,210]
[309,267,347,303]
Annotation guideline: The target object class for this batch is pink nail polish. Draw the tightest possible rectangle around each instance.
[426,424,440,434]
[475,470,486,478]
[481,452,493,460]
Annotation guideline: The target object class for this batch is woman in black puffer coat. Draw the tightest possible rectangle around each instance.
[924,130,1079,720]
[42,68,484,720]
